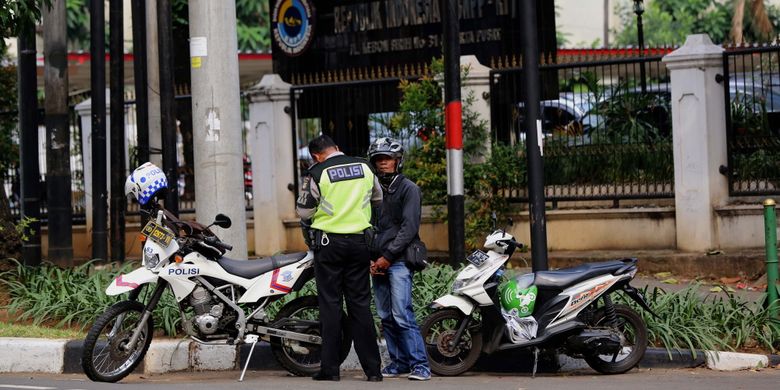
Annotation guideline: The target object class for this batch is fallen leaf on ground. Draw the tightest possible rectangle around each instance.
[709,286,723,292]
[726,286,736,292]
[655,272,672,279]
[661,278,678,284]
[706,249,724,255]
[736,282,748,289]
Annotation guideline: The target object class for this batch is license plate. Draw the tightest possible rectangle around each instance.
[141,221,175,247]
[466,250,490,267]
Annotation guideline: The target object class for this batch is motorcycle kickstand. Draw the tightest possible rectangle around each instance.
[532,347,539,378]
[239,335,260,382]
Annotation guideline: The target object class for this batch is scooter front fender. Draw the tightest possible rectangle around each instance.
[430,294,476,315]
[106,267,158,296]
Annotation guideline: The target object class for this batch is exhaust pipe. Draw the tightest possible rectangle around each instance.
[566,329,622,355]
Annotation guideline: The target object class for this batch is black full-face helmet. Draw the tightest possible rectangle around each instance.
[367,137,404,175]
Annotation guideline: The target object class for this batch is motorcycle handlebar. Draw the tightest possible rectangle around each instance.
[204,236,233,251]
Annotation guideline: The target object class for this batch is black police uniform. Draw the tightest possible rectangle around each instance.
[296,152,382,380]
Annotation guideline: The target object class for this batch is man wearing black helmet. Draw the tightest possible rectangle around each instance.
[368,137,431,381]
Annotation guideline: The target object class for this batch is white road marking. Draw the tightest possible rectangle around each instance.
[0,385,57,390]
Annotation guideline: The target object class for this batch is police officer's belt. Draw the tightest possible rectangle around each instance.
[324,232,366,238]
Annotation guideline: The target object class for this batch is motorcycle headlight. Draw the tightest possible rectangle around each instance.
[145,253,160,270]
[451,279,464,292]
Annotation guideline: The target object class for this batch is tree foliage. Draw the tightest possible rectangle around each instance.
[236,0,271,52]
[384,59,526,248]
[0,0,51,51]
[614,0,780,46]
[64,0,89,50]
[0,45,22,258]
[59,0,272,52]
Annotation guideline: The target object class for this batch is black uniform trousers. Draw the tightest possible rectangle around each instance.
[314,232,381,377]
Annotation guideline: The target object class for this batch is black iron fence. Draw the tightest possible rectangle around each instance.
[722,43,780,196]
[490,55,674,203]
[11,46,780,222]
[290,78,406,195]
[1,93,88,223]
[3,88,255,223]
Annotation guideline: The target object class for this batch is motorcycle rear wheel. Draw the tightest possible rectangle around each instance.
[82,300,154,382]
[584,304,648,374]
[421,309,482,376]
[270,296,351,376]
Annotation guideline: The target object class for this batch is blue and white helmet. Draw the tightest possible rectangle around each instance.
[124,162,168,205]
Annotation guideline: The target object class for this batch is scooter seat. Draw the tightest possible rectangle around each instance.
[217,252,307,279]
[534,260,628,288]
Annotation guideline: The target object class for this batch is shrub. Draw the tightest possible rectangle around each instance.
[387,59,526,248]
[4,260,776,354]
[0,259,457,337]
[617,285,780,355]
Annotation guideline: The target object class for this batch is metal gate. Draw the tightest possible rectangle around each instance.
[289,78,405,195]
[489,55,675,203]
[722,43,780,196]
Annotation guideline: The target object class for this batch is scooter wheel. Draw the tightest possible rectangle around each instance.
[421,309,482,376]
[584,304,648,374]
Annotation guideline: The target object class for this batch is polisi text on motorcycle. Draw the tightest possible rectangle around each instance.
[168,267,200,276]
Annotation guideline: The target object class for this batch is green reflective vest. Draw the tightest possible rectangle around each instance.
[309,155,375,234]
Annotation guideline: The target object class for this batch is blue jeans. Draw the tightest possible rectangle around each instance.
[373,261,429,371]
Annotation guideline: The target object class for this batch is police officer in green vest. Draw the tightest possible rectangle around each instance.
[296,135,383,382]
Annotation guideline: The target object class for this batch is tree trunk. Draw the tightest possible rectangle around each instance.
[44,0,74,266]
[750,0,774,41]
[732,0,746,44]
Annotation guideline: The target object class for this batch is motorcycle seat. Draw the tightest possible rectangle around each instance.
[217,252,308,279]
[534,260,628,288]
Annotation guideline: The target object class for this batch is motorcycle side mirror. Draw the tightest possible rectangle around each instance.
[502,218,513,237]
[211,213,232,229]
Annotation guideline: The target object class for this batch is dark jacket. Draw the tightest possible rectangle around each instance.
[373,174,422,262]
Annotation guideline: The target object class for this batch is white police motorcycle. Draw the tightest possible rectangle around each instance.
[81,164,349,382]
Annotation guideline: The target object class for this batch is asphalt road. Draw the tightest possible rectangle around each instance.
[1,368,779,390]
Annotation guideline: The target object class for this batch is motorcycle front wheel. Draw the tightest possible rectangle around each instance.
[421,308,482,376]
[270,296,351,376]
[82,300,154,382]
[584,304,648,374]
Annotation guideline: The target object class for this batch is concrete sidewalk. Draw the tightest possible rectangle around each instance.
[0,337,777,375]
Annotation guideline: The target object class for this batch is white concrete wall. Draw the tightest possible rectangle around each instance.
[281,207,678,252]
[556,0,618,47]
[716,205,773,249]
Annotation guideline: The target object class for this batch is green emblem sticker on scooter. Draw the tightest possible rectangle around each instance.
[499,280,537,317]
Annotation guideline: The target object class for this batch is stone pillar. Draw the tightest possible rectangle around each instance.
[75,90,131,239]
[75,90,110,239]
[460,55,492,160]
[246,74,295,256]
[662,34,728,251]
